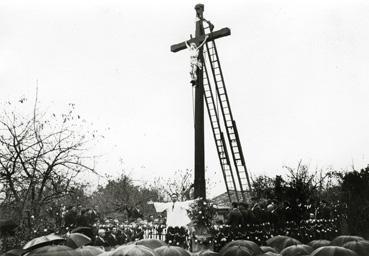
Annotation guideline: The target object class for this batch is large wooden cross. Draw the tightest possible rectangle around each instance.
[170,4,231,199]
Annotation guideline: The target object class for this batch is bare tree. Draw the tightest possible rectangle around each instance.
[0,95,98,227]
[89,173,160,220]
[153,169,194,201]
[152,168,218,201]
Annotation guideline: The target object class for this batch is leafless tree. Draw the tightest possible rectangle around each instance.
[0,95,98,226]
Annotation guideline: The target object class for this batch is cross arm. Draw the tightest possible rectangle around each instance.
[170,27,231,53]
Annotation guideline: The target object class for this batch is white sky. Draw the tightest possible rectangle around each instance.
[1,0,369,197]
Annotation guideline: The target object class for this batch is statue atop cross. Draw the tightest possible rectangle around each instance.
[170,4,231,199]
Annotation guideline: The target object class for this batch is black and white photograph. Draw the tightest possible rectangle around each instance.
[1,1,369,255]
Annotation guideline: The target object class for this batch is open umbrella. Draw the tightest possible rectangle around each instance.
[280,244,313,256]
[259,253,280,256]
[195,250,220,256]
[96,252,112,256]
[75,246,105,256]
[331,236,365,247]
[66,233,92,249]
[26,245,75,256]
[71,227,94,239]
[23,233,65,250]
[266,236,301,253]
[1,249,25,256]
[260,246,278,254]
[219,246,252,256]
[219,240,262,256]
[135,239,167,250]
[343,240,369,256]
[111,244,158,256]
[155,246,190,256]
[311,246,358,256]
[308,240,331,250]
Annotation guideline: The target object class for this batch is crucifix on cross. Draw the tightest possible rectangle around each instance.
[170,4,231,199]
[186,34,209,86]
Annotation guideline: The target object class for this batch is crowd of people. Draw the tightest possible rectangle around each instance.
[208,199,345,251]
[59,199,344,250]
[211,218,341,251]
[0,199,346,252]
[60,206,168,248]
[224,199,345,227]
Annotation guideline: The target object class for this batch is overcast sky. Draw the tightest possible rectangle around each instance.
[1,0,369,197]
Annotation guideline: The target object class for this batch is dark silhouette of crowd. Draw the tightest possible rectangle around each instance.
[209,199,345,251]
[60,205,166,248]
[0,198,346,252]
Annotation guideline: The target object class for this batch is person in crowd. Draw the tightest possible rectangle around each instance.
[238,202,250,226]
[226,202,244,228]
[148,193,195,247]
[94,229,107,247]
[251,201,264,224]
[105,228,118,246]
[316,200,331,219]
[64,206,78,228]
[148,193,194,228]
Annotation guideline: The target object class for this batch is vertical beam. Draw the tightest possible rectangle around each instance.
[194,4,206,199]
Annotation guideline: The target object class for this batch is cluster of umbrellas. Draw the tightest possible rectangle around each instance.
[2,232,94,256]
[2,233,369,256]
[260,235,367,256]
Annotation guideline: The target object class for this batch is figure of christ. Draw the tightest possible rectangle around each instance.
[185,35,209,86]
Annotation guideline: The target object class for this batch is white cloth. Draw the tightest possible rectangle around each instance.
[153,200,195,227]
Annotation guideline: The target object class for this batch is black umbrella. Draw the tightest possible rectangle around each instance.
[65,233,92,249]
[280,244,313,256]
[219,246,252,256]
[74,246,105,256]
[343,240,369,256]
[266,236,301,253]
[259,253,280,256]
[26,245,75,256]
[71,227,94,239]
[260,246,278,254]
[1,249,25,256]
[311,246,358,256]
[195,250,221,256]
[135,239,167,250]
[331,236,364,247]
[154,245,190,256]
[23,233,65,251]
[219,240,262,256]
[112,244,158,256]
[308,240,331,250]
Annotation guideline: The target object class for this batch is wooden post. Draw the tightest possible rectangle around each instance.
[193,4,206,199]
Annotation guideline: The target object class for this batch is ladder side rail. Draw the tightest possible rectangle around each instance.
[204,24,251,196]
[212,42,252,193]
[203,58,239,202]
[219,131,239,202]
[232,120,252,191]
[206,40,247,200]
[212,41,250,195]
